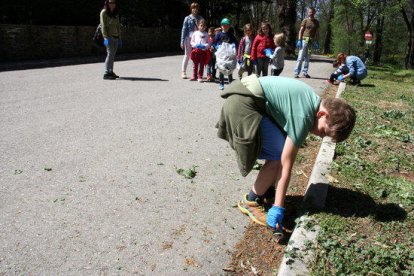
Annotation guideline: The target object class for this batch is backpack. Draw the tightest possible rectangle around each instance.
[93,24,104,47]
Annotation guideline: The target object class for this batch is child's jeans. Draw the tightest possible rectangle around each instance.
[271,67,283,76]
[191,49,207,79]
[219,71,233,85]
[255,57,269,76]
[207,55,216,78]
[238,57,254,79]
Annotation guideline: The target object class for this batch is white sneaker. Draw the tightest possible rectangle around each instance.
[181,72,187,79]
[197,78,203,82]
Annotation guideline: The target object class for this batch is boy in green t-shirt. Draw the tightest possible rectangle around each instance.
[217,75,356,230]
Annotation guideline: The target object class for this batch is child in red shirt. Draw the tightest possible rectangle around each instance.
[251,22,275,76]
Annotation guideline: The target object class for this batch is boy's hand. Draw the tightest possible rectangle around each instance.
[337,74,344,81]
[296,40,302,49]
[267,205,284,230]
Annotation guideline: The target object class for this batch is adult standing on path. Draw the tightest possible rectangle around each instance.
[180,2,204,79]
[101,0,122,80]
[294,6,319,79]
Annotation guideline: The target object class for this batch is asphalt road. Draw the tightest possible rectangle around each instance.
[0,54,333,275]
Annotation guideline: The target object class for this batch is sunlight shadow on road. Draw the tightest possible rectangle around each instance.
[118,77,169,81]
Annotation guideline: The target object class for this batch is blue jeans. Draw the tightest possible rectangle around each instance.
[294,39,311,76]
[105,37,119,74]
[255,57,269,76]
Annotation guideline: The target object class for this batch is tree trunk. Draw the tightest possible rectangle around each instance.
[402,1,414,69]
[373,15,384,64]
[276,0,297,55]
[234,0,242,35]
[323,0,335,54]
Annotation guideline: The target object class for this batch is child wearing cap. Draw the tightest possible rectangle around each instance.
[213,18,237,90]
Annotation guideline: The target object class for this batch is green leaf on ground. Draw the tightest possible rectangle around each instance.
[176,166,198,179]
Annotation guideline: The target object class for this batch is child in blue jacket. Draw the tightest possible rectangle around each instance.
[213,18,237,90]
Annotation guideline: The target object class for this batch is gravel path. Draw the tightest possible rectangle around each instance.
[0,54,333,275]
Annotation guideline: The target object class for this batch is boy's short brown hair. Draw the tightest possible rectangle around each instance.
[322,98,356,142]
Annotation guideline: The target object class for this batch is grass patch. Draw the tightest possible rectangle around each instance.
[310,65,414,274]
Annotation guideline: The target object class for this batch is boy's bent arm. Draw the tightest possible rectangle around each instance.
[274,137,298,207]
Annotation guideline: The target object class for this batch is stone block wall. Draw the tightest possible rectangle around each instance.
[0,24,181,62]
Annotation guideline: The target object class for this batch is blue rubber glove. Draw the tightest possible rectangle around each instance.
[264,48,273,57]
[267,205,285,230]
[104,38,110,47]
[118,38,123,48]
[296,40,302,49]
[313,41,319,49]
[337,74,344,81]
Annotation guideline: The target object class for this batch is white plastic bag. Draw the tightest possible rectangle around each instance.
[215,42,237,75]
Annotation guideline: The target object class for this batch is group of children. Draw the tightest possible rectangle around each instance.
[186,19,287,90]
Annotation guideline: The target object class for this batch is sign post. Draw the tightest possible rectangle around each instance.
[365,31,373,45]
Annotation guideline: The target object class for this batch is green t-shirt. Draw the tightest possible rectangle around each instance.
[259,76,320,148]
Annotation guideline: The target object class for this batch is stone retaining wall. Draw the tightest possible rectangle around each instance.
[0,24,180,62]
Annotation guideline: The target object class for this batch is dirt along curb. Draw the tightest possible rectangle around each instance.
[277,82,347,275]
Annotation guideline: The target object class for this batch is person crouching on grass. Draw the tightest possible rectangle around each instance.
[217,74,356,230]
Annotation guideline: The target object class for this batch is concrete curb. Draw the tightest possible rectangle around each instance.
[277,82,346,275]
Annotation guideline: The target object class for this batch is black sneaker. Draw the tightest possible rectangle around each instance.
[303,74,311,78]
[103,73,116,80]
[110,72,120,78]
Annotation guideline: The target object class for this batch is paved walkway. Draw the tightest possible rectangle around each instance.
[0,55,333,274]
